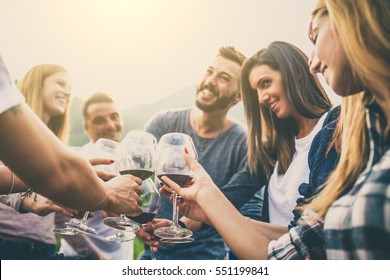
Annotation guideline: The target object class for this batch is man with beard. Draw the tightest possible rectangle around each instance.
[57,92,133,260]
[138,47,263,260]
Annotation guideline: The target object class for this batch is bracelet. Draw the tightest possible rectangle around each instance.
[178,220,187,228]
[7,170,15,195]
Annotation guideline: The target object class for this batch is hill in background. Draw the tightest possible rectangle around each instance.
[68,84,246,146]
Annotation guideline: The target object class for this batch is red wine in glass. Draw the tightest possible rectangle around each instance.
[120,169,154,181]
[157,174,193,187]
[126,212,156,225]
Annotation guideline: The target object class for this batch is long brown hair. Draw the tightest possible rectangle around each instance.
[241,41,332,180]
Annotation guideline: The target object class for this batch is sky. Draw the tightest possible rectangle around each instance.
[0,0,340,109]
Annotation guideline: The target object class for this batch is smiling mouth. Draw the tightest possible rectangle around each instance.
[201,89,217,98]
[270,99,279,111]
[56,98,68,106]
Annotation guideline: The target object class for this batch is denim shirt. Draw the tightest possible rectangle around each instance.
[269,102,390,259]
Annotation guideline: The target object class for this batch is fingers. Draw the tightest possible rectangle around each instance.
[159,185,173,198]
[120,174,142,185]
[89,158,114,166]
[136,224,160,247]
[54,206,76,217]
[184,154,200,170]
[95,170,116,182]
[105,174,144,215]
[161,175,182,195]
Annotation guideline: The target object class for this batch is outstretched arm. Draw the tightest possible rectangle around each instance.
[163,155,287,260]
[0,103,143,214]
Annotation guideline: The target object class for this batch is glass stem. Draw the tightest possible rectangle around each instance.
[80,211,90,225]
[119,214,127,222]
[172,193,179,228]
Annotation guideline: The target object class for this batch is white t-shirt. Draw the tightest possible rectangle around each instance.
[0,56,24,115]
[268,112,328,226]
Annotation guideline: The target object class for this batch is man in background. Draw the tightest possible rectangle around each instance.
[138,47,263,260]
[57,92,133,260]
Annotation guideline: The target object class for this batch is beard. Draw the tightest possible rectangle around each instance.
[195,85,237,113]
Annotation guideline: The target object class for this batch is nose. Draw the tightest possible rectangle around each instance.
[309,52,321,75]
[204,73,217,87]
[105,118,118,131]
[257,90,270,105]
[61,87,71,98]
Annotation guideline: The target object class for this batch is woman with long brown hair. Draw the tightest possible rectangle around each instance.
[163,0,389,259]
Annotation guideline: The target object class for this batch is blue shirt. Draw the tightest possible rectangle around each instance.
[141,108,262,259]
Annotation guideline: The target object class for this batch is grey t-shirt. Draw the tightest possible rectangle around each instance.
[140,108,262,259]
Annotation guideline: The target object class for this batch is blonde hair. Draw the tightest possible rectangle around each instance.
[18,64,70,142]
[325,0,390,94]
[302,0,388,218]
[303,92,373,218]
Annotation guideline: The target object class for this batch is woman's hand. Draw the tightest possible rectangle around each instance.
[89,158,117,181]
[159,186,211,224]
[161,154,217,203]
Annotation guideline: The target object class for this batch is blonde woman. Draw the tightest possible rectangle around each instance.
[0,64,141,259]
[162,0,389,259]
[0,56,143,217]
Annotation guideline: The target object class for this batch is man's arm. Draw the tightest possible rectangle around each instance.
[0,103,143,214]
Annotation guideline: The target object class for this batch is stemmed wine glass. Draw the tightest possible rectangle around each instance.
[54,139,119,236]
[153,132,198,243]
[103,130,157,243]
[126,177,161,259]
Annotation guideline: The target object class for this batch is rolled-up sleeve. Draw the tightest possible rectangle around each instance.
[268,214,327,260]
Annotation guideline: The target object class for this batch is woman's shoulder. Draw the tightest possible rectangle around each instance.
[323,105,341,127]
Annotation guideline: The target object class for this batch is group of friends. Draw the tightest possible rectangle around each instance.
[0,0,389,260]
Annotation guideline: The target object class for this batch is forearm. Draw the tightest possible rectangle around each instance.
[180,217,203,232]
[0,104,110,211]
[0,166,29,194]
[221,167,265,209]
[197,186,271,259]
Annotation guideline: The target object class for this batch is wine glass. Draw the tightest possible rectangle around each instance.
[126,177,161,259]
[153,132,198,243]
[54,139,119,236]
[103,130,157,243]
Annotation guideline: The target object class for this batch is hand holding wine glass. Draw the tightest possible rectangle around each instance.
[153,132,198,243]
[126,177,161,259]
[103,130,157,243]
[55,138,121,236]
[161,152,216,203]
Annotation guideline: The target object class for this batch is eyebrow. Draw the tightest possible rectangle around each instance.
[208,66,235,78]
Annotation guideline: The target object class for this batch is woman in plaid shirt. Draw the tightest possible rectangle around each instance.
[163,0,390,259]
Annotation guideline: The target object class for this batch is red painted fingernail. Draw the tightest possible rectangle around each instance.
[184,147,189,154]
[110,159,115,163]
